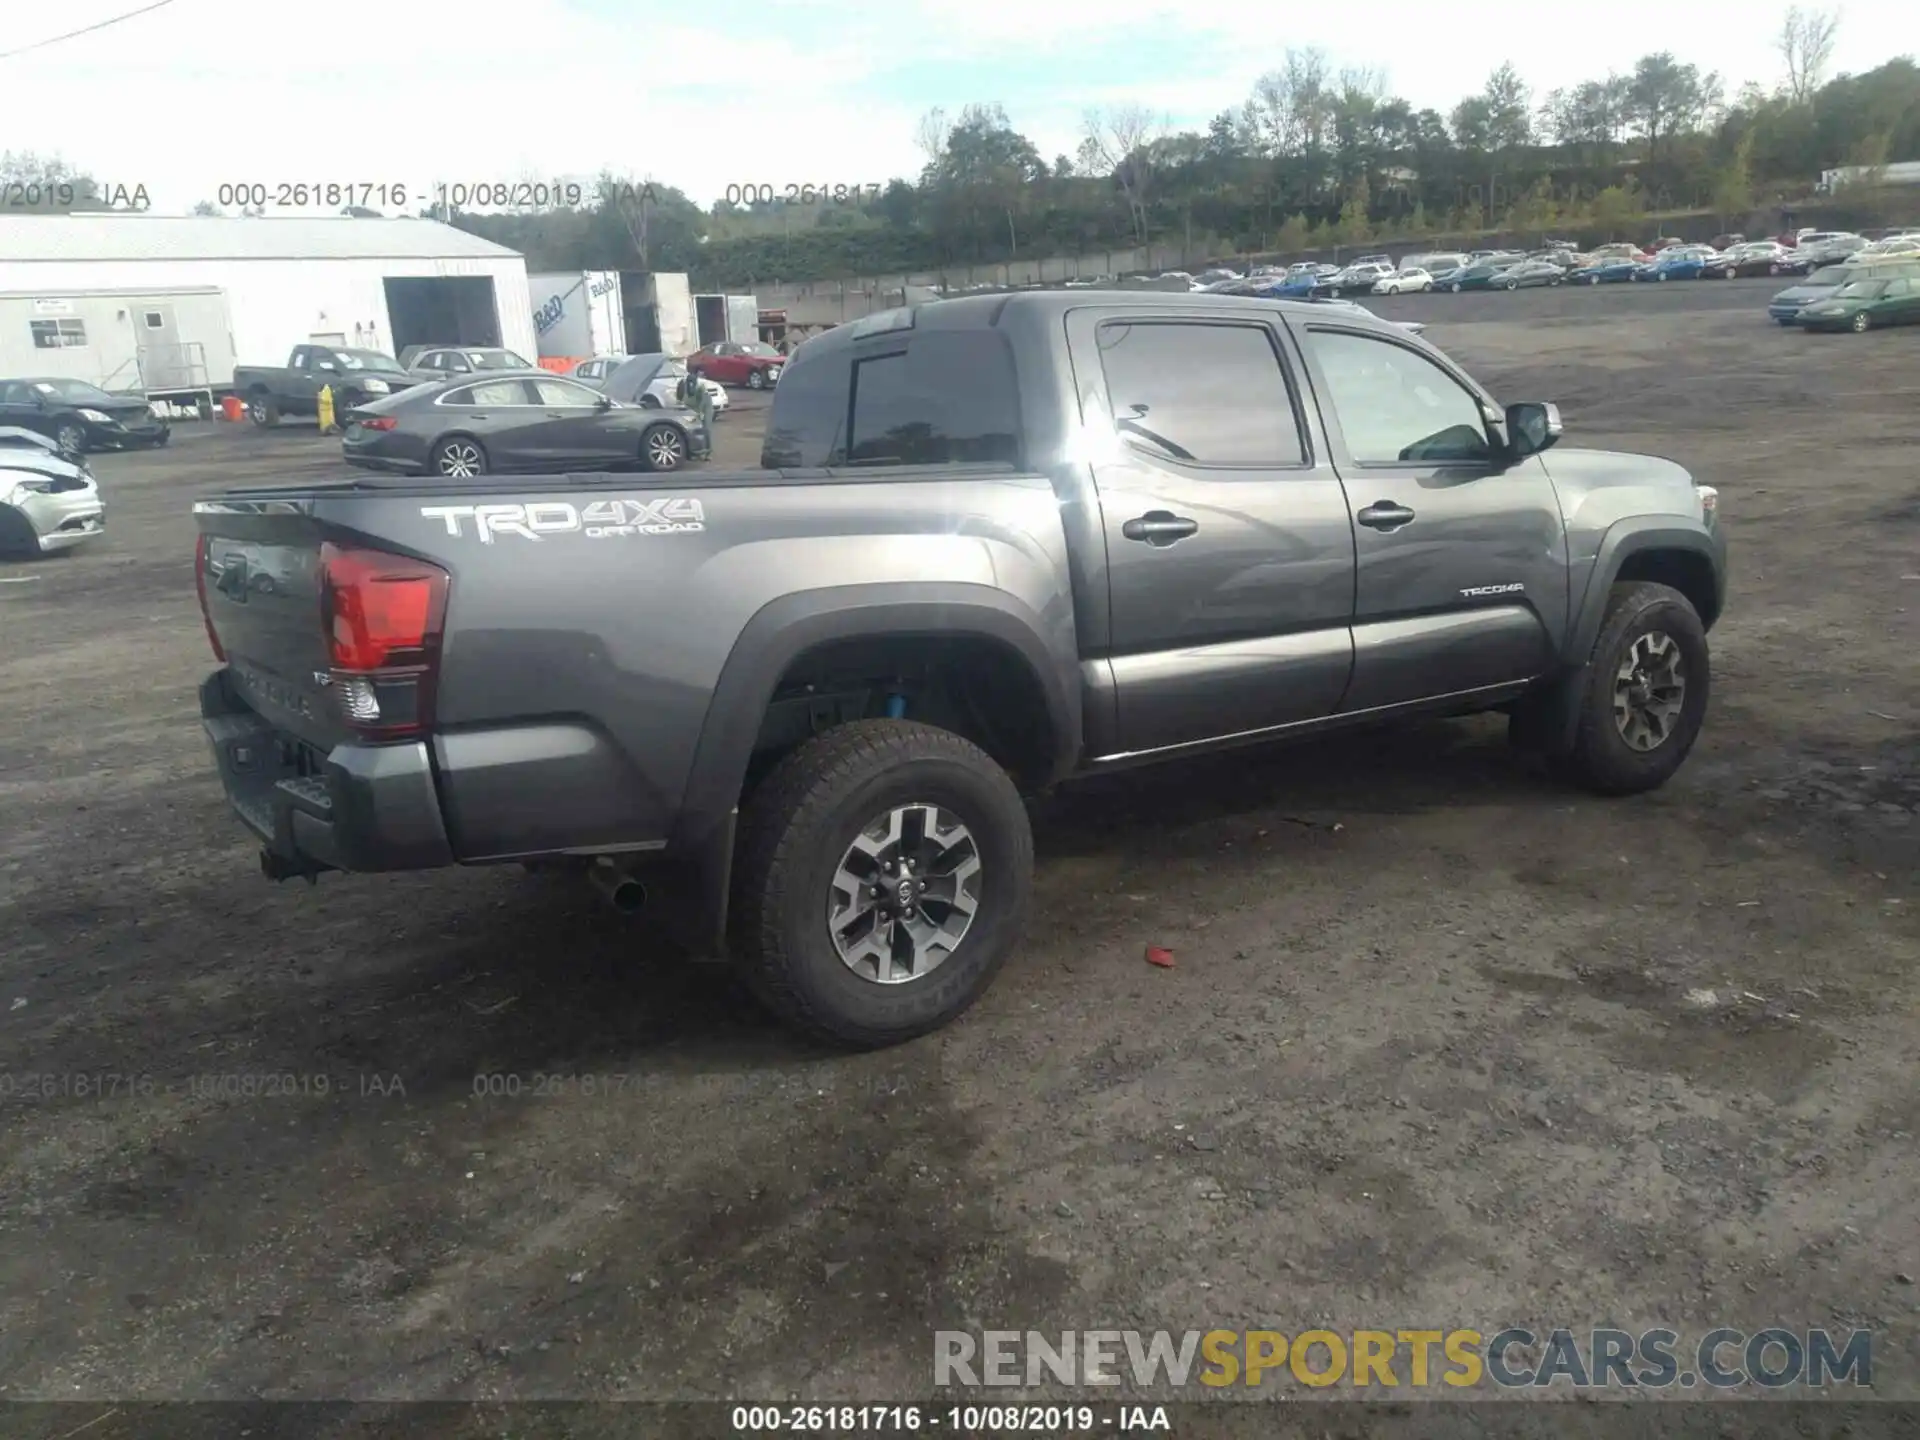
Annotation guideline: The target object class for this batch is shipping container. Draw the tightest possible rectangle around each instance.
[528,270,623,359]
[0,286,238,404]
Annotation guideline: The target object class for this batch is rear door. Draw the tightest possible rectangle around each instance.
[434,378,547,470]
[1288,321,1564,714]
[1066,305,1356,756]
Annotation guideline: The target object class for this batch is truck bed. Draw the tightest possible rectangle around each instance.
[194,462,1080,880]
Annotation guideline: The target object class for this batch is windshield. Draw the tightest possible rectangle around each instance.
[1809,267,1852,283]
[336,349,401,370]
[1833,280,1889,298]
[30,378,115,403]
[740,343,780,357]
[469,351,532,370]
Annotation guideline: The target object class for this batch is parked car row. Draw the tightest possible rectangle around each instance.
[1767,255,1920,331]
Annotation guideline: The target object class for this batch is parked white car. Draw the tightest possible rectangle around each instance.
[1375,267,1433,295]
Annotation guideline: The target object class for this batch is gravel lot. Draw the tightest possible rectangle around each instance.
[2,278,1917,1423]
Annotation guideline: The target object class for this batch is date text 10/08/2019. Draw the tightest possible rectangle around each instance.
[725,183,884,207]
[2,182,149,211]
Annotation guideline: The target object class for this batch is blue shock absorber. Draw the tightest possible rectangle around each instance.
[885,693,908,719]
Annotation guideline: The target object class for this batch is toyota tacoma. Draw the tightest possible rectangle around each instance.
[194,292,1728,1047]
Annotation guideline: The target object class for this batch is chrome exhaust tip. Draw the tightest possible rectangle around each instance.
[588,858,647,914]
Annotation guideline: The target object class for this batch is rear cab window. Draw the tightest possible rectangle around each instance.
[762,325,1021,469]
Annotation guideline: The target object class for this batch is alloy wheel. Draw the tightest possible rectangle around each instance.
[644,426,685,469]
[1851,311,1871,333]
[827,803,983,984]
[1612,632,1687,753]
[437,441,483,477]
[55,423,85,457]
[748,370,767,390]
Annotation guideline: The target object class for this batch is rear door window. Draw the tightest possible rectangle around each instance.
[446,380,535,406]
[1093,319,1306,467]
[844,333,1020,466]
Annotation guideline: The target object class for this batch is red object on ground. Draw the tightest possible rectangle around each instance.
[220,394,245,422]
[1145,946,1176,968]
[538,357,579,373]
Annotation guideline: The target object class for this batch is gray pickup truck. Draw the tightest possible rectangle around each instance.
[195,292,1727,1047]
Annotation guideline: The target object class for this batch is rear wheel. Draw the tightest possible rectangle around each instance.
[640,423,685,472]
[432,437,487,477]
[1552,582,1709,796]
[730,719,1034,1048]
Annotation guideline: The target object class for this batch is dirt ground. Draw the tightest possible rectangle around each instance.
[2,279,1917,1424]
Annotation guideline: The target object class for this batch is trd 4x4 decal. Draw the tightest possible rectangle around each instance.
[419,498,705,542]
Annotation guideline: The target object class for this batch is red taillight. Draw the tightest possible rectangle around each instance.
[194,532,226,661]
[319,543,449,738]
[356,416,398,431]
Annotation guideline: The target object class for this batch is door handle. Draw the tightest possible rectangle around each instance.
[1122,511,1199,546]
[1356,502,1416,531]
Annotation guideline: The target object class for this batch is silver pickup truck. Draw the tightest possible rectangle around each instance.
[195,292,1727,1047]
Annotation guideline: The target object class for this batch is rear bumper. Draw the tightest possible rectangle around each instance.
[199,670,453,875]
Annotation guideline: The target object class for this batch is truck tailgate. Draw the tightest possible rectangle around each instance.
[195,500,357,753]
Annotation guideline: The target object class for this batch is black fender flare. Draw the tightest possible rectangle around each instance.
[1535,522,1725,756]
[1568,522,1724,660]
[663,582,1081,955]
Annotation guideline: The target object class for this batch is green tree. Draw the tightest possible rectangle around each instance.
[1274,212,1310,253]
[1338,173,1373,241]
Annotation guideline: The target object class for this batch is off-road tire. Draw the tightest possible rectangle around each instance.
[730,719,1034,1049]
[250,392,279,427]
[1552,581,1710,796]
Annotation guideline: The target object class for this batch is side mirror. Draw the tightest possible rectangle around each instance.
[595,394,612,409]
[1505,401,1562,459]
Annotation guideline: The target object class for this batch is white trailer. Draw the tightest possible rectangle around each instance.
[693,292,765,347]
[0,286,237,405]
[1817,161,1920,193]
[528,270,623,359]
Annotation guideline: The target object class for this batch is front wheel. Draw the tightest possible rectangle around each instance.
[1587,275,1600,285]
[249,393,279,427]
[1450,282,1463,293]
[54,422,87,457]
[432,437,487,477]
[1851,311,1871,333]
[1505,279,1519,291]
[1552,581,1710,796]
[1658,272,1670,281]
[730,719,1034,1048]
[640,422,686,471]
[747,369,767,391]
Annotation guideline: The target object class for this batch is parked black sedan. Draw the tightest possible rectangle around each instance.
[340,370,710,477]
[0,376,169,456]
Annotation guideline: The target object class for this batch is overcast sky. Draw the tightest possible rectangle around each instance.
[0,0,1910,215]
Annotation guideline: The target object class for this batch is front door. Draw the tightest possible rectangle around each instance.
[528,376,627,467]
[1066,306,1357,757]
[1288,322,1567,714]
